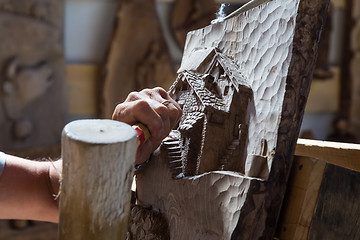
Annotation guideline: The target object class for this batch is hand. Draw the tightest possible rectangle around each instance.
[112,87,182,165]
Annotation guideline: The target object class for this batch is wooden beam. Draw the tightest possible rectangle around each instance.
[295,138,360,172]
[276,156,326,239]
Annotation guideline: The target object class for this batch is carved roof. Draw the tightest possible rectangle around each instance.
[181,71,227,112]
[177,47,251,92]
[172,48,253,113]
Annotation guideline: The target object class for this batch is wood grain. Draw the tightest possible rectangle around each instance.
[59,120,137,239]
[257,0,330,238]
[137,146,254,240]
[308,164,360,239]
[276,156,326,239]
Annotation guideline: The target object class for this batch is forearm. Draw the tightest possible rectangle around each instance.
[0,154,60,223]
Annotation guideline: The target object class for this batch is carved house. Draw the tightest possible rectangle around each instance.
[168,48,253,177]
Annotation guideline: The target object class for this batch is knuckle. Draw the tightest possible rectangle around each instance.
[112,103,126,120]
[140,88,151,94]
[126,92,140,101]
[154,87,168,97]
[134,99,150,111]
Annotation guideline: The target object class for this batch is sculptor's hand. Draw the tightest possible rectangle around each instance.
[112,87,182,164]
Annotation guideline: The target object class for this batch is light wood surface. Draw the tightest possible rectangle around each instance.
[59,119,137,239]
[295,138,360,172]
[277,156,326,239]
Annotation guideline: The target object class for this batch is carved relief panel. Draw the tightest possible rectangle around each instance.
[136,0,330,239]
[0,0,67,151]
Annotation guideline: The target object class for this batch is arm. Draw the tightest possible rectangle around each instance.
[0,154,61,223]
[0,87,181,222]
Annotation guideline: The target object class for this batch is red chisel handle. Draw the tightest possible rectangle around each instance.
[132,123,150,146]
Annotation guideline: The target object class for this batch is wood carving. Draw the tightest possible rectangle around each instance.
[0,0,67,151]
[101,0,175,118]
[171,0,217,49]
[127,204,170,240]
[136,0,330,239]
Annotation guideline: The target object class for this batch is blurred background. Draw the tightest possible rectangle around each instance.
[0,0,359,238]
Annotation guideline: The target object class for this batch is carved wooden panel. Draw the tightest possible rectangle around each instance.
[136,0,330,239]
[0,0,67,151]
[101,0,175,118]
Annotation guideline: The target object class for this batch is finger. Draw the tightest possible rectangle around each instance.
[140,88,181,131]
[166,97,182,126]
[124,91,142,102]
[151,87,169,99]
[113,100,166,139]
[144,88,182,128]
[149,100,170,140]
[158,97,182,129]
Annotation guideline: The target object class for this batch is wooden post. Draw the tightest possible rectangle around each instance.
[59,119,137,239]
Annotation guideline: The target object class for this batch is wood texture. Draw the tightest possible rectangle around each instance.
[308,164,360,239]
[171,0,217,49]
[136,0,330,239]
[101,0,175,118]
[137,147,253,239]
[0,0,67,151]
[295,138,360,172]
[276,156,326,239]
[261,0,330,238]
[59,120,137,239]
